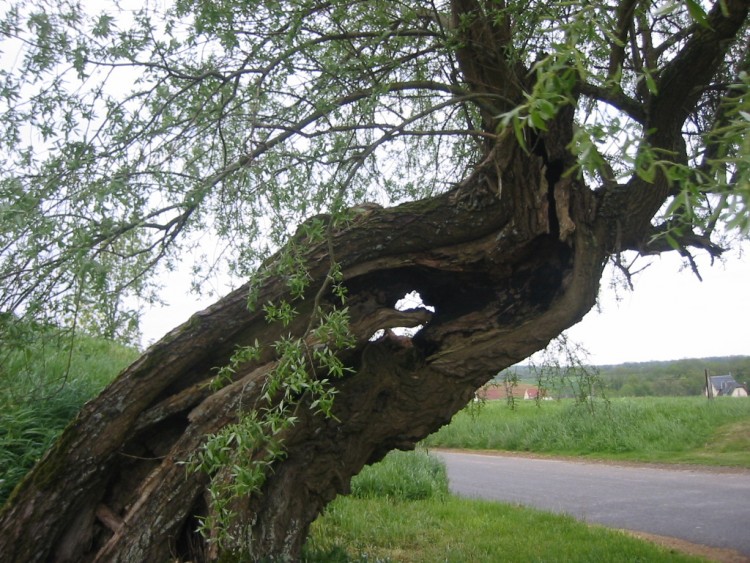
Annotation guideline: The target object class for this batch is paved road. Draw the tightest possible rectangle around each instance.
[435,450,750,556]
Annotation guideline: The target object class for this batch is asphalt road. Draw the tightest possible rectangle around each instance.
[435,450,750,556]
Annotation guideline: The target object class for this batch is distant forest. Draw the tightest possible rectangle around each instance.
[502,356,750,398]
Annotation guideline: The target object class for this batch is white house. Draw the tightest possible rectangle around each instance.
[706,375,748,398]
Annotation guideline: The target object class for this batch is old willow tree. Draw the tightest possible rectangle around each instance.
[0,0,748,560]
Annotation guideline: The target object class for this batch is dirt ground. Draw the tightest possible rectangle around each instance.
[624,530,750,563]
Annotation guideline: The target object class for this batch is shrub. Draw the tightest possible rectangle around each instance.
[349,449,449,501]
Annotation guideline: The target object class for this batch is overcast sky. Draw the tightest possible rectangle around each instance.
[139,245,750,366]
[566,248,750,365]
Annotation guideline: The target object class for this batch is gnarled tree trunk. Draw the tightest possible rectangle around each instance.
[0,126,607,562]
[0,0,745,559]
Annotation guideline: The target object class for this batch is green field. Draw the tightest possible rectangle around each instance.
[422,396,750,467]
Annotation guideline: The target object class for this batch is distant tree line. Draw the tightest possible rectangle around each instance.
[598,357,750,397]
[503,356,750,398]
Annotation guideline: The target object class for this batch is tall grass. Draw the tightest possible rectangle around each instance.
[0,333,138,504]
[422,397,750,466]
[303,450,702,562]
[349,449,449,501]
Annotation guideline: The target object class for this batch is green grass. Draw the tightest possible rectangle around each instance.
[348,449,449,501]
[0,333,138,504]
[303,450,703,562]
[0,333,740,560]
[422,397,750,467]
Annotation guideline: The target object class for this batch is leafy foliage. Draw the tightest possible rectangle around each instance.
[1,0,747,337]
[0,0,473,335]
[187,245,356,548]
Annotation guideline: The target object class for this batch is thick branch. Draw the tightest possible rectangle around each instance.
[450,0,525,125]
[0,136,608,560]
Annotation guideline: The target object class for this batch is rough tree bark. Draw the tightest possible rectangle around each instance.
[0,1,745,561]
[0,129,605,562]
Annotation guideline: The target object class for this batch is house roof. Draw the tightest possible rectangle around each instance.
[709,375,737,386]
[477,383,539,400]
[708,375,743,396]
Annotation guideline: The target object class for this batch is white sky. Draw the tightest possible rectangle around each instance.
[566,249,750,365]
[140,246,750,366]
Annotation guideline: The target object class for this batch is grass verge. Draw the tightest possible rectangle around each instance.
[421,397,750,467]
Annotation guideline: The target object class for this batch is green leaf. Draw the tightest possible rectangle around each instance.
[92,14,115,38]
[530,110,548,131]
[643,70,659,95]
[684,0,711,28]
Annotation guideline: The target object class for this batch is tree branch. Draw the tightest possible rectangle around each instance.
[575,81,646,123]
[636,224,725,259]
[606,0,748,247]
[649,0,749,139]
[450,0,525,121]
[608,0,639,81]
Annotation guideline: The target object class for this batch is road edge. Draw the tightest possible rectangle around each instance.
[432,448,750,562]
